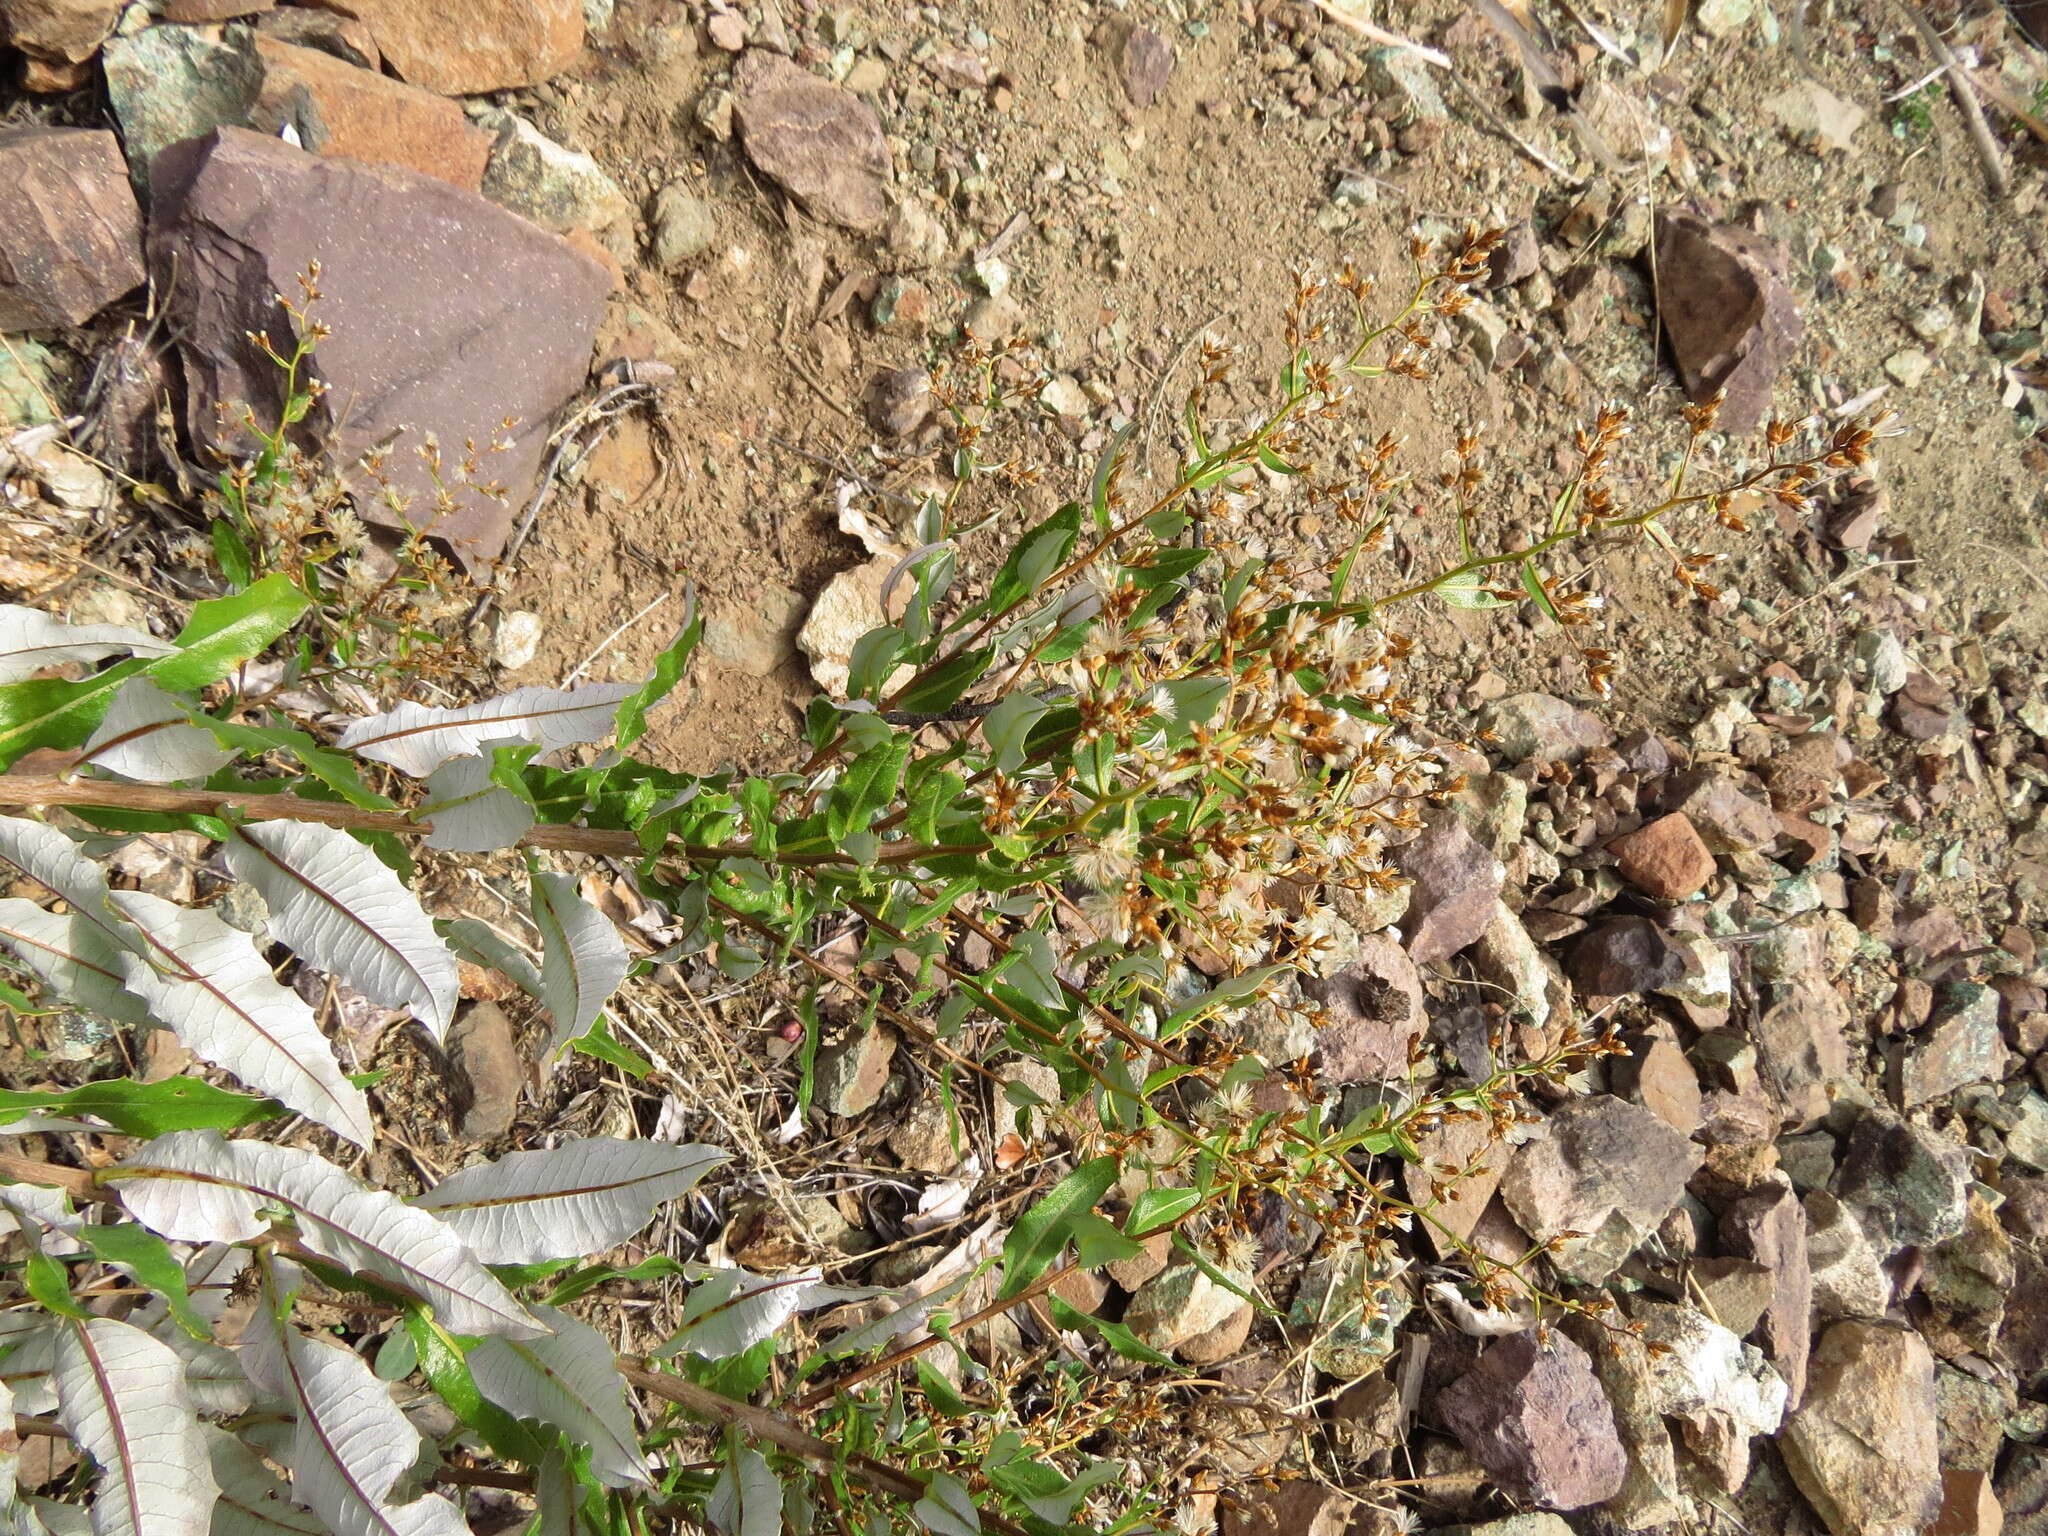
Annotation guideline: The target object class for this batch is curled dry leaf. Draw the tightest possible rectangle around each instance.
[0,605,175,683]
[530,870,631,1058]
[76,678,237,784]
[336,682,637,777]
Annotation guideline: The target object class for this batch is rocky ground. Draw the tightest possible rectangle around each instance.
[5,0,2048,1534]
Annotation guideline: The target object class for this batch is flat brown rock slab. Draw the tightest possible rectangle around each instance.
[1783,1321,1940,1536]
[150,127,609,573]
[251,37,494,191]
[733,50,892,232]
[302,0,582,95]
[1437,1329,1628,1510]
[1653,208,1804,436]
[0,0,122,64]
[1500,1093,1704,1282]
[0,127,145,330]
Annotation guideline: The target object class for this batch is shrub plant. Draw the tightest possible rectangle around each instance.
[0,232,1882,1536]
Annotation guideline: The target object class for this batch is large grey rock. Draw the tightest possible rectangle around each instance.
[1804,1190,1891,1319]
[1895,982,2008,1108]
[1832,1107,1971,1251]
[1782,1321,1940,1536]
[1501,1095,1704,1282]
[0,128,145,330]
[1436,1330,1627,1509]
[149,128,609,573]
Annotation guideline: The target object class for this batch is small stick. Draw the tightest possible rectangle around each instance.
[0,775,644,858]
[1306,0,1453,66]
[1893,0,2010,196]
[1442,68,1572,179]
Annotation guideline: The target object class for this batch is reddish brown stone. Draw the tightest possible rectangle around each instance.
[300,0,581,95]
[0,0,120,64]
[1123,25,1174,107]
[1607,812,1716,900]
[1778,812,1834,869]
[1302,933,1426,1084]
[160,0,273,18]
[733,51,892,232]
[251,38,493,190]
[1659,769,1779,852]
[1722,1176,1813,1407]
[19,52,91,90]
[1396,811,1505,966]
[1933,1469,2003,1536]
[1437,1329,1628,1509]
[150,127,609,574]
[0,127,145,330]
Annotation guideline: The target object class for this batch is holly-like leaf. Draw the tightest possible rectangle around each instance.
[412,1138,725,1266]
[51,1315,217,1536]
[705,1442,781,1536]
[111,1132,542,1338]
[109,892,373,1150]
[222,821,459,1041]
[417,751,536,853]
[0,816,133,951]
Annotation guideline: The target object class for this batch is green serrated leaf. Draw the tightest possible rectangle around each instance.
[614,598,702,751]
[0,1078,278,1137]
[77,1223,212,1342]
[24,1245,84,1318]
[571,1018,652,1079]
[998,1155,1119,1300]
[1125,1185,1204,1238]
[402,1307,546,1464]
[148,574,310,692]
[890,648,992,715]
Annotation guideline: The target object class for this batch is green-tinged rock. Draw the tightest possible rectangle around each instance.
[476,108,630,233]
[1124,1262,1249,1353]
[0,338,60,428]
[1290,1243,1409,1378]
[102,25,263,192]
[1896,983,2008,1108]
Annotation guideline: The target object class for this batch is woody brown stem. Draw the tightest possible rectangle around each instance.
[0,775,644,858]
